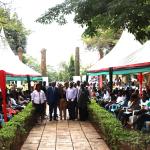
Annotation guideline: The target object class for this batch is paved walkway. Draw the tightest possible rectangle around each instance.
[21,119,110,150]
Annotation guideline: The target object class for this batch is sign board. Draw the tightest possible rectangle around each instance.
[42,77,49,86]
[73,76,81,83]
[81,75,87,82]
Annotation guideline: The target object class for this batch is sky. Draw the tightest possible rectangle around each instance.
[9,0,99,69]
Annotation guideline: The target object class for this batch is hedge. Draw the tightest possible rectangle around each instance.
[88,100,150,150]
[0,102,36,150]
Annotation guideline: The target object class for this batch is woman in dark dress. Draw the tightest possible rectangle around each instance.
[78,83,90,121]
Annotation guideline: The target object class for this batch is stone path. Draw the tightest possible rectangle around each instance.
[21,120,110,150]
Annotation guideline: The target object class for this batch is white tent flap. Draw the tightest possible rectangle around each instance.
[115,41,150,68]
[88,30,142,72]
[0,28,41,76]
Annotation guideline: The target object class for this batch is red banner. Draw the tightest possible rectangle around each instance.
[137,73,143,96]
[99,76,103,89]
[0,70,7,122]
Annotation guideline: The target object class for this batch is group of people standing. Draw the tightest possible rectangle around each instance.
[31,81,90,123]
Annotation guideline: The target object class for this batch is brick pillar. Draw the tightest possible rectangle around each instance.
[75,47,80,76]
[17,47,23,62]
[41,48,47,76]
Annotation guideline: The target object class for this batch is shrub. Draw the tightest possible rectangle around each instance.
[0,102,36,150]
[88,100,150,150]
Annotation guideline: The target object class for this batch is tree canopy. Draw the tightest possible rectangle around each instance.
[23,54,59,82]
[23,54,76,82]
[22,54,41,73]
[82,28,121,58]
[37,0,150,42]
[57,55,75,81]
[0,2,29,53]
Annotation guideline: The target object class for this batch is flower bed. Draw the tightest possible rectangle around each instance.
[0,102,36,150]
[88,100,150,150]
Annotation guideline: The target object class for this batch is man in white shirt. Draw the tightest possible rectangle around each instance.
[31,83,46,123]
[66,82,77,120]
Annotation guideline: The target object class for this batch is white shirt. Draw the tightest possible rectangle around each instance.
[10,98,17,106]
[103,91,110,100]
[116,96,126,104]
[76,86,80,101]
[31,90,46,104]
[95,92,99,97]
[66,87,77,101]
[128,101,133,108]
[140,99,149,109]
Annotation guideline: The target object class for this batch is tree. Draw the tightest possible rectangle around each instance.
[82,28,121,58]
[0,3,29,53]
[57,56,75,81]
[58,61,70,81]
[37,0,150,42]
[23,54,59,81]
[22,54,41,73]
[4,13,29,53]
[47,65,59,81]
[68,55,75,80]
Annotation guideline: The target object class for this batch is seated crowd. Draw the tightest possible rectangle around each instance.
[94,85,150,131]
[2,79,150,132]
[0,84,30,127]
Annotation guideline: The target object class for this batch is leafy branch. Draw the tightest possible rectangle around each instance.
[36,0,150,42]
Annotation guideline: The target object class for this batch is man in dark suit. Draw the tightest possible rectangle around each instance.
[46,82,59,121]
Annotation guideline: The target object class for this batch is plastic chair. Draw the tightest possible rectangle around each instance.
[0,114,4,126]
[128,110,139,124]
[145,121,150,131]
[147,102,150,110]
[7,114,12,120]
[109,104,120,113]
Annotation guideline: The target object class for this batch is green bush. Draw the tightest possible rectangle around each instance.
[88,100,150,150]
[0,102,36,150]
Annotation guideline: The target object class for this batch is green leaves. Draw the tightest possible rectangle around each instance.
[37,0,150,42]
[0,6,29,53]
[57,55,75,81]
[88,101,150,150]
[37,1,74,25]
[82,28,121,59]
[0,102,35,150]
[23,54,41,73]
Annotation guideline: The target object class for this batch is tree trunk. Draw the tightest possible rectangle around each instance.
[98,49,104,59]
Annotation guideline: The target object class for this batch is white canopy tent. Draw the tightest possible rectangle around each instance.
[0,29,41,77]
[88,30,142,74]
[114,41,150,69]
[0,28,41,122]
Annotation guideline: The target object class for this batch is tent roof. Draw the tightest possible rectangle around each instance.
[88,30,142,73]
[113,41,150,70]
[0,29,41,77]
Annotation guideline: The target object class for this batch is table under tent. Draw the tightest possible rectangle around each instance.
[0,28,42,122]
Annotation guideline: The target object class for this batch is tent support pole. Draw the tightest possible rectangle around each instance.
[86,75,89,83]
[98,75,103,89]
[27,75,31,100]
[109,67,113,94]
